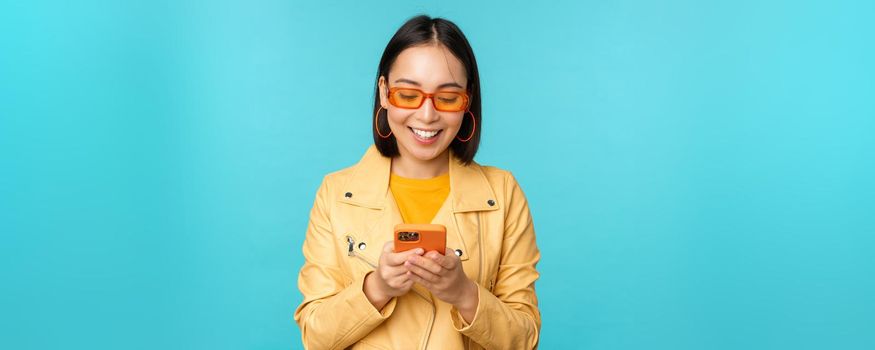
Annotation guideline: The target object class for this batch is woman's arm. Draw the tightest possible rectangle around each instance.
[293,177,398,350]
[450,172,542,349]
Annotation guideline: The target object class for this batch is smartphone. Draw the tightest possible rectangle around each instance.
[393,223,446,254]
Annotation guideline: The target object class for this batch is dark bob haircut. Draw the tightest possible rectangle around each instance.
[373,15,481,165]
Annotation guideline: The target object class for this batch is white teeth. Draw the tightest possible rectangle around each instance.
[412,128,439,139]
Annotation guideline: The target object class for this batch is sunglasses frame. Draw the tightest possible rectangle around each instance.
[387,86,470,112]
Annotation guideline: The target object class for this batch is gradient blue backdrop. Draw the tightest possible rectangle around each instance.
[2,0,873,349]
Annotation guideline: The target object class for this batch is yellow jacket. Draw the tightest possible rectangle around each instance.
[295,145,541,349]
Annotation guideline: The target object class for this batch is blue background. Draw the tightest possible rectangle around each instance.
[2,0,873,349]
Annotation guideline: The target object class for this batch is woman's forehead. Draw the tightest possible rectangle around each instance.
[389,45,467,89]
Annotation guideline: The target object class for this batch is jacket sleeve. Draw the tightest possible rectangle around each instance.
[449,172,542,349]
[293,177,398,350]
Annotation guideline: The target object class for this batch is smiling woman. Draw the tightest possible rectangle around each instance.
[372,17,482,171]
[379,49,471,154]
[294,15,541,350]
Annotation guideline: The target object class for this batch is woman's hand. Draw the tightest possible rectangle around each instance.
[363,241,424,310]
[405,248,479,322]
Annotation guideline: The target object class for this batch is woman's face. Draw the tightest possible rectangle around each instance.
[379,44,468,162]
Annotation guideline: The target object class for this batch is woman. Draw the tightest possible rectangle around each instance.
[294,15,541,350]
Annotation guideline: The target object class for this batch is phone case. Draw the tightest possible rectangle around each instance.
[393,223,447,254]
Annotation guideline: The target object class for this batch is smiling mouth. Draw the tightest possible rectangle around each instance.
[409,127,442,140]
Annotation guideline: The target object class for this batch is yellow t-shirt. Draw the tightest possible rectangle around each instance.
[389,172,450,224]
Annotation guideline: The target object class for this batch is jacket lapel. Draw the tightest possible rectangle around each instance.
[447,151,501,214]
[338,145,501,265]
[338,146,390,210]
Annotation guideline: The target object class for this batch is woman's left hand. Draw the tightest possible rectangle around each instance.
[404,248,479,316]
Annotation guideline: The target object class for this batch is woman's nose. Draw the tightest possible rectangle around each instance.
[418,97,439,122]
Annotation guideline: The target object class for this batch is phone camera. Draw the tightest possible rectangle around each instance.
[398,231,420,242]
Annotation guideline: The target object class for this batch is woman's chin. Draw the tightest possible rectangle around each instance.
[400,139,448,161]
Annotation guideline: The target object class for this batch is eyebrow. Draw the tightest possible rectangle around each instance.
[393,78,464,90]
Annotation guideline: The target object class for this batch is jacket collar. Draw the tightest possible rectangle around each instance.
[339,145,500,213]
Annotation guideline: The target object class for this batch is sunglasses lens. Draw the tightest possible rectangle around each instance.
[389,88,468,112]
[433,92,467,112]
[390,89,424,108]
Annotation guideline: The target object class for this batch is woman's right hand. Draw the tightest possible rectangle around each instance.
[363,241,424,310]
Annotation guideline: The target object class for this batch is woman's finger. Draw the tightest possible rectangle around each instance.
[428,249,455,270]
[380,265,410,279]
[408,254,445,275]
[407,271,433,289]
[385,248,424,266]
[405,261,440,283]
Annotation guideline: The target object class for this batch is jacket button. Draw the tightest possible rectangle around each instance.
[358,242,367,250]
[345,192,353,198]
[454,249,463,257]
[487,199,495,206]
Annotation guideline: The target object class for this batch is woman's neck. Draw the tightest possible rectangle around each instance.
[391,149,450,179]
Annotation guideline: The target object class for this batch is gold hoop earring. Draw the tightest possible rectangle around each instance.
[456,110,476,142]
[374,106,392,139]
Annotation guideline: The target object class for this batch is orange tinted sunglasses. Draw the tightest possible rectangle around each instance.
[387,86,470,112]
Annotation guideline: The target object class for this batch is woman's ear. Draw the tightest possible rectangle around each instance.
[378,75,388,109]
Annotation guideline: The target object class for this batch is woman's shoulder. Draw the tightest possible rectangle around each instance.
[315,146,380,188]
[469,162,533,218]
[321,164,356,184]
[471,161,526,194]
[477,163,512,179]
[314,163,357,197]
